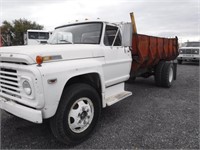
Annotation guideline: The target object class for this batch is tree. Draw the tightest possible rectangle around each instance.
[0,18,44,46]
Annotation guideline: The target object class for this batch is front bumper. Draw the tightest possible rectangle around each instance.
[0,96,42,123]
[177,55,200,61]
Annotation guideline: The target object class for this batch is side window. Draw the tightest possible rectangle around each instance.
[104,25,122,46]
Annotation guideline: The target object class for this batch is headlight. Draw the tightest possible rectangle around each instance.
[22,80,32,95]
[194,50,199,54]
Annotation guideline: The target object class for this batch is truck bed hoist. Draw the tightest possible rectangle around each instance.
[0,13,179,144]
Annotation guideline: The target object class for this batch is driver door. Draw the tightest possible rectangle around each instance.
[103,24,132,87]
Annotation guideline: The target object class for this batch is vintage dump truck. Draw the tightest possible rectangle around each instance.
[0,13,178,144]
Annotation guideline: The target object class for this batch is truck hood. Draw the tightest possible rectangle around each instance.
[0,44,104,64]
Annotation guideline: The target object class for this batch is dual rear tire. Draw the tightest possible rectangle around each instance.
[155,61,174,88]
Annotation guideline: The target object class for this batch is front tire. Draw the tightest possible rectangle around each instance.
[178,60,182,64]
[50,83,101,145]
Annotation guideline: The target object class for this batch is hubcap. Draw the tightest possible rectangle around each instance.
[169,67,173,83]
[68,97,94,133]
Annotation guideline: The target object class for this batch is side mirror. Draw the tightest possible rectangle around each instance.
[121,23,132,47]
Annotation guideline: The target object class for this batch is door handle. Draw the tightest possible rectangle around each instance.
[124,48,130,53]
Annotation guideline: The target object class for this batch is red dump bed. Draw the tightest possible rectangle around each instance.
[131,34,179,74]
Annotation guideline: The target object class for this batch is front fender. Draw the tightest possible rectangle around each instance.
[37,57,105,118]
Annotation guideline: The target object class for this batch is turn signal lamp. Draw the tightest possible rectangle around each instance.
[36,55,62,65]
[36,55,43,65]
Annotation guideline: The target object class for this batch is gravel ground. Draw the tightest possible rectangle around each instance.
[0,62,199,149]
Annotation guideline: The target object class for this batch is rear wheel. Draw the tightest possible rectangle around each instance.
[154,61,165,86]
[161,63,174,88]
[50,83,101,145]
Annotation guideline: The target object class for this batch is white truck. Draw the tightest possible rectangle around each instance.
[0,19,178,144]
[177,41,200,64]
[24,29,51,45]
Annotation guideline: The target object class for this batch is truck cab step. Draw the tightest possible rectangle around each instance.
[106,91,132,106]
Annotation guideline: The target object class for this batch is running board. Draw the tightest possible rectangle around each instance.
[106,91,132,106]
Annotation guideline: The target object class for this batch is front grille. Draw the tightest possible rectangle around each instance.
[185,49,191,54]
[0,68,21,99]
[180,49,199,54]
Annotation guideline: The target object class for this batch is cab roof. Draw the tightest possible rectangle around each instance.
[55,21,126,29]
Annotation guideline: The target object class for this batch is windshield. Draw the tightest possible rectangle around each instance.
[48,22,103,44]
[184,42,200,47]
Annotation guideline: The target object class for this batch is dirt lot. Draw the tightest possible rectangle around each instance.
[0,62,199,149]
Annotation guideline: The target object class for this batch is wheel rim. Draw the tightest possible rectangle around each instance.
[169,67,173,83]
[68,97,94,133]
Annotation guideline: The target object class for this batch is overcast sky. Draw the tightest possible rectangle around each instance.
[1,0,199,42]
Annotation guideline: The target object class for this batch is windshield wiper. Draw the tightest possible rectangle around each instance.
[58,40,73,44]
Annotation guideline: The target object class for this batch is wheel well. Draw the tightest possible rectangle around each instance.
[64,73,102,97]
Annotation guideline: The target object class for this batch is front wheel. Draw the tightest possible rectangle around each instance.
[50,83,101,145]
[178,60,182,64]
